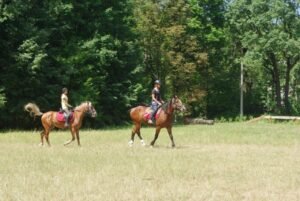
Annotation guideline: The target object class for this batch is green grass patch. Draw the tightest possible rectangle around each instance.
[0,123,300,201]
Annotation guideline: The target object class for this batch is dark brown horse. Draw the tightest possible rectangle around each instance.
[24,102,97,146]
[129,96,186,147]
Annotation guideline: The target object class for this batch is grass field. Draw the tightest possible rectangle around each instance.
[0,122,300,201]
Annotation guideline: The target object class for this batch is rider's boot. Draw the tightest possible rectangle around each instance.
[148,112,154,124]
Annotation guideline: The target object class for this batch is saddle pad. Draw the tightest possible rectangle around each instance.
[56,112,74,123]
[144,108,161,120]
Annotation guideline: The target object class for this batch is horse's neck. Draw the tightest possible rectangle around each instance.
[75,105,87,116]
[168,105,174,115]
[74,109,85,120]
[163,101,174,115]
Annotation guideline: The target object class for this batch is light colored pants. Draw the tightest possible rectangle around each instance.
[62,108,71,124]
[150,102,159,120]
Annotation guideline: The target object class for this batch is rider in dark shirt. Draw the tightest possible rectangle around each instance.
[148,80,164,124]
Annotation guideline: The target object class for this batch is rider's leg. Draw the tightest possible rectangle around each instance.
[64,110,70,127]
[148,102,158,124]
[151,107,160,121]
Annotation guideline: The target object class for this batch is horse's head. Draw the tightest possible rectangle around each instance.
[171,96,186,112]
[85,101,97,117]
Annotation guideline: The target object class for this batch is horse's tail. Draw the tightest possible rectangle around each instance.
[128,107,135,116]
[24,103,43,117]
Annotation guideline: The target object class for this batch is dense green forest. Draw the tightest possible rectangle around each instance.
[0,0,299,129]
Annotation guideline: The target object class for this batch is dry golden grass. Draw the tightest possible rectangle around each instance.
[0,122,300,201]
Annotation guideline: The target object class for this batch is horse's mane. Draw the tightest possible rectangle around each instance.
[74,101,90,110]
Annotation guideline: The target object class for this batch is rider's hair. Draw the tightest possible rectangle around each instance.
[62,87,68,93]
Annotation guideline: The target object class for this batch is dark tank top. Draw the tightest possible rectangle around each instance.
[152,88,161,102]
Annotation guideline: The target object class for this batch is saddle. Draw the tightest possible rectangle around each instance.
[144,107,161,121]
[56,111,74,123]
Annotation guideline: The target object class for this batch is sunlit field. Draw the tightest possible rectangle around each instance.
[1,123,300,201]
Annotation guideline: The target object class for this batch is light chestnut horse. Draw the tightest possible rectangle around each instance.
[129,96,186,147]
[24,102,97,146]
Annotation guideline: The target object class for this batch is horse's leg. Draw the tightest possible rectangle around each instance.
[150,127,161,147]
[39,130,45,146]
[75,129,81,146]
[45,129,51,147]
[64,127,76,146]
[136,124,145,146]
[167,126,175,148]
[40,119,49,146]
[128,124,137,147]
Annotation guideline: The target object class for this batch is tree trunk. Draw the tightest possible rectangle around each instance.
[284,57,292,114]
[273,70,282,113]
[269,53,282,113]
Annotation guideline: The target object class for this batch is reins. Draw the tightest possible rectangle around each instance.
[161,98,174,115]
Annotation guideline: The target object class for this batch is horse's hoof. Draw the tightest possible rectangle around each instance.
[38,143,43,147]
[128,140,134,147]
[140,140,146,146]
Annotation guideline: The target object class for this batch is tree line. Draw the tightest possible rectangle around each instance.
[0,0,299,129]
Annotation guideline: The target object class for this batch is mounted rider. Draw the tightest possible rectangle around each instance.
[148,80,164,124]
[61,87,72,127]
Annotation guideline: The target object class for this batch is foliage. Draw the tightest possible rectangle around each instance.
[188,0,242,118]
[0,88,6,108]
[227,0,300,114]
[0,0,141,128]
[133,0,207,112]
[0,0,300,129]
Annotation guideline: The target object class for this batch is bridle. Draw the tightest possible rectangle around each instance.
[171,97,185,112]
[86,102,95,116]
[74,102,96,117]
[163,97,185,114]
